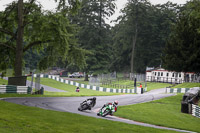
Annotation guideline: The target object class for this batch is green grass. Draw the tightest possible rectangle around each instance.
[1,76,199,132]
[34,77,171,92]
[146,82,171,91]
[115,94,200,132]
[0,78,122,98]
[4,69,13,77]
[0,78,8,85]
[0,100,177,133]
[76,80,89,85]
[28,78,123,96]
[172,82,200,88]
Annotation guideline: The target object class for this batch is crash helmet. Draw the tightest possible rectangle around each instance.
[93,97,96,100]
[114,100,118,105]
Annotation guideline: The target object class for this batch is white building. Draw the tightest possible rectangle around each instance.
[146,68,199,83]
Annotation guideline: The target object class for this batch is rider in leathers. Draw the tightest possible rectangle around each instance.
[98,100,118,115]
[82,97,96,110]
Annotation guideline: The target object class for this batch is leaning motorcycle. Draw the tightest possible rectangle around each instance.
[97,104,116,117]
[78,100,91,111]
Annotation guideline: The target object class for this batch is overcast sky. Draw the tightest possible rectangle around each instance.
[0,0,188,26]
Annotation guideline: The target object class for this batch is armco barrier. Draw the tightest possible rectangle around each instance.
[192,104,200,118]
[34,74,145,94]
[0,85,32,94]
[166,88,191,93]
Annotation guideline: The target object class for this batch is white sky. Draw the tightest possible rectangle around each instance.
[0,0,188,26]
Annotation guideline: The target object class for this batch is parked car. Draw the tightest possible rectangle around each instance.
[69,72,83,78]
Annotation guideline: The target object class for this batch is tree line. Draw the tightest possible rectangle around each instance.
[0,0,199,78]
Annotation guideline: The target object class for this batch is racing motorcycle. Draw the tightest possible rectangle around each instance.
[78,100,92,111]
[97,104,116,117]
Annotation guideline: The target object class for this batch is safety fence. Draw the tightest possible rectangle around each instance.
[192,104,200,118]
[34,74,145,94]
[166,88,191,93]
[102,82,135,89]
[0,85,32,94]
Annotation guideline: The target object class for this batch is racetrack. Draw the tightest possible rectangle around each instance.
[2,89,194,132]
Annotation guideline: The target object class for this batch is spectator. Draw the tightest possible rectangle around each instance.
[140,83,142,88]
[140,83,144,94]
[76,87,80,92]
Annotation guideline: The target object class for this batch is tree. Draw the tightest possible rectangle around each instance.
[163,0,200,73]
[0,0,86,77]
[70,0,116,80]
[111,1,178,73]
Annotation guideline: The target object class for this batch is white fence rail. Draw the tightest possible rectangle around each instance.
[192,104,200,118]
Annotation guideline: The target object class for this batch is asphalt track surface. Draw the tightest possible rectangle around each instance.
[2,88,196,133]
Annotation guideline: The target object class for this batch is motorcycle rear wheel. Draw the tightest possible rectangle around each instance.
[102,110,110,117]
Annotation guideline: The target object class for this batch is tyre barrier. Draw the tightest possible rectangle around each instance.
[192,104,200,118]
[0,85,32,94]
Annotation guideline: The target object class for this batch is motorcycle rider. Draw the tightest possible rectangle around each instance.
[98,100,118,116]
[81,97,96,110]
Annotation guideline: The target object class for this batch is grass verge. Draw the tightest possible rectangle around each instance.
[46,77,171,92]
[0,100,176,133]
[145,82,171,91]
[0,78,8,85]
[29,78,123,96]
[115,94,200,132]
[172,82,200,88]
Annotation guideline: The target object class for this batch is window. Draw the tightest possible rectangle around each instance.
[166,73,169,77]
[158,72,160,76]
[179,73,181,77]
[172,73,174,77]
[161,72,163,76]
[175,73,178,77]
[155,72,156,76]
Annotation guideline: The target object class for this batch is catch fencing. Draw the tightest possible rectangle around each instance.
[35,74,41,91]
[91,72,146,89]
[34,74,145,94]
